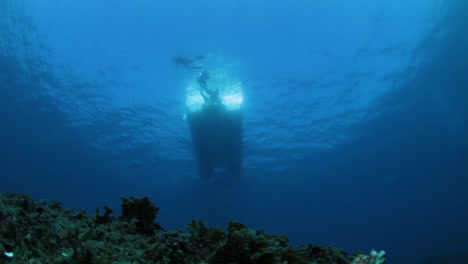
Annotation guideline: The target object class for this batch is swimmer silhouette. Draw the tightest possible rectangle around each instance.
[172,55,204,69]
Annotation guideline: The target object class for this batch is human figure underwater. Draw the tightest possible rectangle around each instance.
[172,55,204,69]
[197,69,219,104]
[172,55,219,103]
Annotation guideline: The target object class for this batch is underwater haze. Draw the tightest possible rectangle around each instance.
[1,0,467,263]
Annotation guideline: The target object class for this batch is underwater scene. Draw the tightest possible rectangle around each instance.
[1,0,467,263]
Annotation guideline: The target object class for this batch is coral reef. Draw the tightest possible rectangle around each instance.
[119,196,164,235]
[351,250,386,264]
[0,193,386,263]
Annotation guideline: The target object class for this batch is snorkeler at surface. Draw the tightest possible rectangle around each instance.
[172,55,204,69]
[197,69,219,104]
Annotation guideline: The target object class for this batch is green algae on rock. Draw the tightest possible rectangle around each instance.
[0,193,385,263]
[119,196,164,235]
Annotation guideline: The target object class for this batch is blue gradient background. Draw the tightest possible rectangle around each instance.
[1,1,467,263]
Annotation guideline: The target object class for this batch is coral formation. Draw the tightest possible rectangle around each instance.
[119,196,164,235]
[351,249,386,264]
[0,193,386,263]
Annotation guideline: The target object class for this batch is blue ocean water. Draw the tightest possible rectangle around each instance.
[1,0,467,263]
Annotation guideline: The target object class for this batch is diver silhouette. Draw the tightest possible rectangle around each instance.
[197,69,219,104]
[172,55,204,69]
